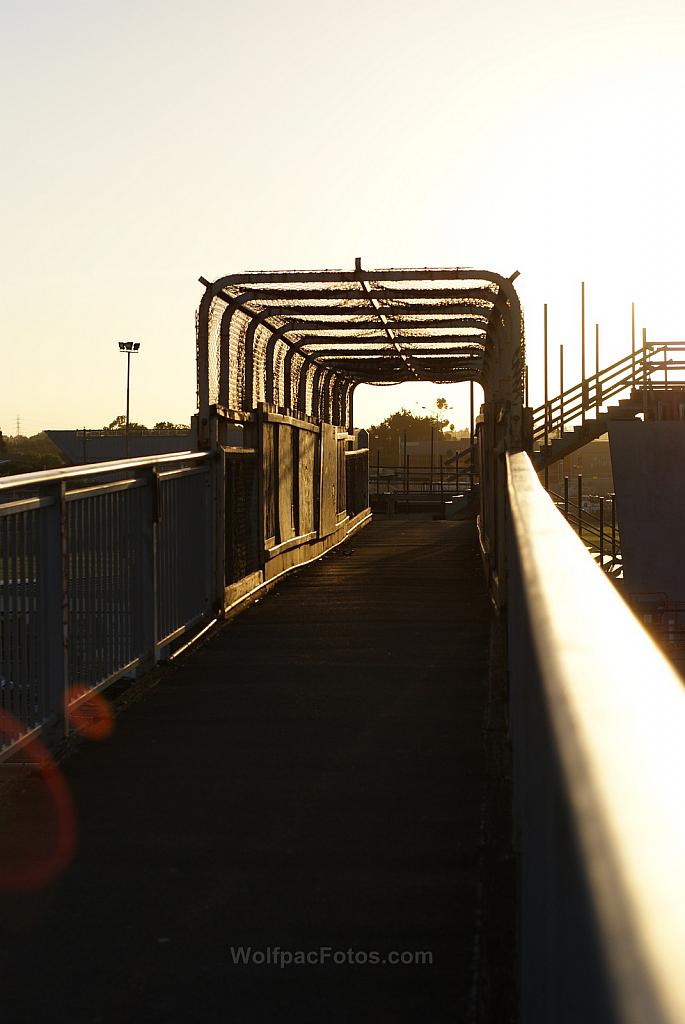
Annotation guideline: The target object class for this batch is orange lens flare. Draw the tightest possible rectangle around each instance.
[67,689,114,741]
[0,711,77,893]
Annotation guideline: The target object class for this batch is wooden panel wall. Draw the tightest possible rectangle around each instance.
[277,425,296,543]
[263,422,277,545]
[298,431,316,535]
[319,422,338,537]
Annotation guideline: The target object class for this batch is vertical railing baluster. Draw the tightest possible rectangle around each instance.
[611,494,617,563]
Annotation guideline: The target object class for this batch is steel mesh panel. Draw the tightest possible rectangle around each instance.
[345,450,369,516]
[273,338,289,407]
[304,363,317,417]
[225,453,259,583]
[229,310,250,411]
[207,295,228,405]
[252,324,272,407]
[290,351,305,411]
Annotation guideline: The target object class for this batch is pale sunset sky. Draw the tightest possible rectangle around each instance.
[2,0,685,436]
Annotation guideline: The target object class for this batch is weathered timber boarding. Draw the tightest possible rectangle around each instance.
[319,423,338,538]
[298,431,317,535]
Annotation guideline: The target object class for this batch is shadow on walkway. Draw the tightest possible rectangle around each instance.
[0,518,514,1023]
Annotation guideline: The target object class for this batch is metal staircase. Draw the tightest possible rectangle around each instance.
[532,342,685,470]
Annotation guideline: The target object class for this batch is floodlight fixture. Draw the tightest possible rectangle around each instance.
[117,340,142,457]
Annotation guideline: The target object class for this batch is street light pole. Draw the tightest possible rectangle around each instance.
[118,341,140,458]
[125,350,131,457]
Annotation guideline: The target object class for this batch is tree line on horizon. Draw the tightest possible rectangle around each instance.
[365,403,471,466]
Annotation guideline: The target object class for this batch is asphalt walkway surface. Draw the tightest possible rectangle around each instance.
[0,517,513,1023]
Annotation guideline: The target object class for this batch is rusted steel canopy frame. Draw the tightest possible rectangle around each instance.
[265,317,490,333]
[304,342,486,356]
[296,358,313,417]
[291,333,487,349]
[215,300,347,422]
[217,293,258,407]
[357,275,421,380]
[332,376,348,425]
[243,304,496,323]
[210,293,500,403]
[310,366,325,421]
[265,324,290,405]
[198,267,524,446]
[321,369,335,423]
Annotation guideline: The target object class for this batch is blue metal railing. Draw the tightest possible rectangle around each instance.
[0,452,214,758]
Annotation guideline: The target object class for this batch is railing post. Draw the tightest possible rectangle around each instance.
[214,444,227,615]
[456,451,460,493]
[599,496,604,571]
[631,301,636,386]
[362,449,369,511]
[135,468,158,673]
[544,303,549,452]
[559,343,564,436]
[150,467,160,664]
[564,476,569,521]
[469,380,475,493]
[47,481,70,735]
[611,493,617,562]
[642,327,648,419]
[376,450,380,495]
[595,323,601,413]
[581,281,587,427]
[577,474,583,539]
[439,454,444,494]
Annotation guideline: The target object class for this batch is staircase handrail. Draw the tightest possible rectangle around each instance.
[533,351,641,440]
[533,341,685,443]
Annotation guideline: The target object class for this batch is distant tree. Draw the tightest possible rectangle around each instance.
[1,432,64,474]
[365,404,473,465]
[103,416,149,432]
[152,421,191,431]
[104,415,126,430]
[366,408,454,465]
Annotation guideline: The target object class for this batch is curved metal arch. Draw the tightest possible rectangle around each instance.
[332,375,352,427]
[320,369,337,424]
[310,365,325,421]
[265,325,290,405]
[198,265,524,449]
[296,358,314,417]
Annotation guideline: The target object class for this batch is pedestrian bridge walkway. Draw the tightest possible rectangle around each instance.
[5,261,685,1022]
[0,518,514,1023]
